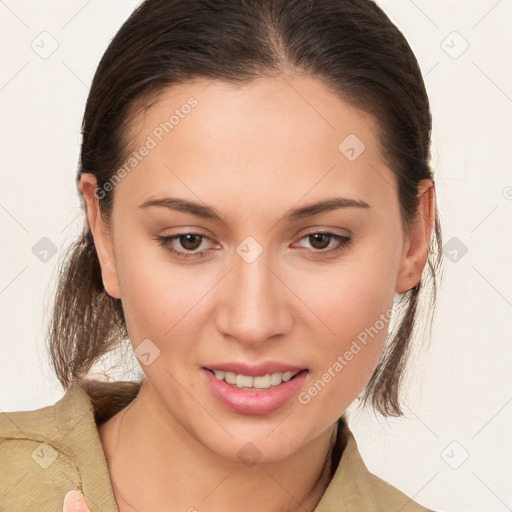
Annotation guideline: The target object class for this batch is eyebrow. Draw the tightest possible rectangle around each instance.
[138,196,370,223]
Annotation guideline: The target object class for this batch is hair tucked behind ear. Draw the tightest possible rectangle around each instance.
[46,230,142,421]
[358,205,443,416]
[46,0,443,419]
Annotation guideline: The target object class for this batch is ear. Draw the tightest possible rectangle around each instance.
[395,179,435,293]
[78,173,121,299]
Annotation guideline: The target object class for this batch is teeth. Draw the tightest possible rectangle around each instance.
[253,375,271,388]
[224,372,236,384]
[270,373,282,386]
[236,374,253,388]
[212,370,299,389]
[282,371,294,382]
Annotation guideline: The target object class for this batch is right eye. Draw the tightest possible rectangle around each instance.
[154,233,216,259]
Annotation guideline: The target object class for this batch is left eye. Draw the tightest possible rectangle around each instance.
[295,232,351,252]
[154,231,351,259]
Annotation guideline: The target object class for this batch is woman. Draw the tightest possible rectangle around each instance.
[0,0,442,510]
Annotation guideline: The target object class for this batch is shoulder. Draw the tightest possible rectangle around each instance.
[0,385,103,511]
[316,416,438,512]
[363,470,437,511]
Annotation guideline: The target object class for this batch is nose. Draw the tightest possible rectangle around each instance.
[215,245,293,347]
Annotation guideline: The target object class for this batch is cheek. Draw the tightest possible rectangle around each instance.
[311,273,392,375]
[297,290,391,423]
[113,239,212,352]
[296,243,399,414]
[303,237,399,343]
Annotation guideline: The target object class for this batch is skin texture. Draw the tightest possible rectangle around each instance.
[73,74,434,512]
[62,490,89,512]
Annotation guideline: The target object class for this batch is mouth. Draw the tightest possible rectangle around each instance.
[201,364,309,415]
[203,368,308,390]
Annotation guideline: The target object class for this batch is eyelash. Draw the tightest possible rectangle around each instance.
[154,231,352,259]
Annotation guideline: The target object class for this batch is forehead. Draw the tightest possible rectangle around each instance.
[115,75,396,215]
[131,74,379,153]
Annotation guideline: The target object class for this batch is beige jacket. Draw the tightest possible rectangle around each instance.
[0,383,435,511]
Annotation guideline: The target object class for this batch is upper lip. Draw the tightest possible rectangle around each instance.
[203,361,307,377]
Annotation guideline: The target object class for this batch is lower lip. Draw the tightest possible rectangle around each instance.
[202,368,308,415]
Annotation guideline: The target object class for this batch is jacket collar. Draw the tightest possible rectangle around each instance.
[1,382,381,511]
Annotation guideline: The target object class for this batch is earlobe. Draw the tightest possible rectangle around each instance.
[78,173,122,299]
[395,180,435,293]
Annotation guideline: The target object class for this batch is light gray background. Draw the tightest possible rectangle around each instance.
[1,1,511,511]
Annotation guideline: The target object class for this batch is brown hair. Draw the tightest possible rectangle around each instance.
[47,0,443,421]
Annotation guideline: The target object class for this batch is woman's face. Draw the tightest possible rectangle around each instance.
[82,75,429,462]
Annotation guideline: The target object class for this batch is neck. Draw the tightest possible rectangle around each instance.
[98,380,341,512]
